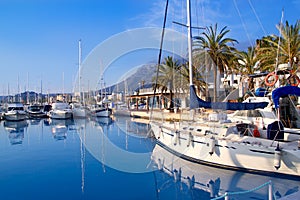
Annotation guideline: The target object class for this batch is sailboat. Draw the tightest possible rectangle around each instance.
[88,76,112,118]
[150,0,300,178]
[71,39,88,118]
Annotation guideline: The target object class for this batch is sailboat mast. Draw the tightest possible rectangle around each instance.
[40,78,43,104]
[78,39,82,103]
[187,0,193,86]
[27,72,29,104]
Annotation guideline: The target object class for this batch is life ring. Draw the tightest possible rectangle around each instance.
[287,74,300,86]
[265,72,278,87]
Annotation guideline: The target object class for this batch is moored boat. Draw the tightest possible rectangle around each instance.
[88,103,112,118]
[26,104,48,118]
[3,103,27,121]
[150,0,300,178]
[48,102,73,119]
[70,102,88,118]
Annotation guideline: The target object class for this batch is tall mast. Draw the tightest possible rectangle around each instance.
[62,72,65,101]
[40,78,43,103]
[187,0,193,86]
[78,39,82,103]
[27,72,29,104]
[17,74,20,102]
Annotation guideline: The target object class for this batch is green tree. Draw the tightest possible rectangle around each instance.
[194,23,238,101]
[233,47,260,91]
[179,61,207,97]
[258,20,300,71]
[153,56,180,111]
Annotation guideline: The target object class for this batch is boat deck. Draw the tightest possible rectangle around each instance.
[279,190,300,199]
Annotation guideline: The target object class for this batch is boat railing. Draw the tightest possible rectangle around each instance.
[211,180,274,200]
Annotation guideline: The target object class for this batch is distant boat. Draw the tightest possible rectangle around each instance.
[3,103,27,121]
[88,103,112,118]
[26,104,48,118]
[48,102,73,119]
[71,40,88,119]
[70,102,88,118]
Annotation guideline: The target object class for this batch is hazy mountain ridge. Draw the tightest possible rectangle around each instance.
[111,64,157,94]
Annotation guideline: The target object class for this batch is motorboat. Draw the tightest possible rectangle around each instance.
[47,102,73,119]
[3,102,27,121]
[26,104,48,118]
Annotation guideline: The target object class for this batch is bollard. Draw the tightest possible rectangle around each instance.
[224,192,229,200]
[268,181,273,200]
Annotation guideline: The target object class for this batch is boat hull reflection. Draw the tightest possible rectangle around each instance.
[45,118,74,140]
[151,144,300,199]
[4,120,28,145]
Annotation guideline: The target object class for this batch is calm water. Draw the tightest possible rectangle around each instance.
[0,116,299,200]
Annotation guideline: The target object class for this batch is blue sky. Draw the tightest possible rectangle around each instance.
[0,0,298,94]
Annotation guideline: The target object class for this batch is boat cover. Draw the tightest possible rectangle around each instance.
[190,85,268,110]
[272,86,300,108]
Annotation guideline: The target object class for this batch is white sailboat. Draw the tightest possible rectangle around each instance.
[89,77,112,118]
[150,0,300,178]
[72,39,88,118]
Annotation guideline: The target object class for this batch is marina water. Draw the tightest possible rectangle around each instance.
[0,116,299,200]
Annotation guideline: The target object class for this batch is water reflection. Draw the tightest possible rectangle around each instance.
[0,116,298,200]
[44,118,75,140]
[93,116,113,127]
[114,116,151,138]
[75,116,156,173]
[151,144,300,200]
[28,118,42,126]
[4,120,28,145]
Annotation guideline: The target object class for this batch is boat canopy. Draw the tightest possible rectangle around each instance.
[190,85,268,110]
[272,86,300,109]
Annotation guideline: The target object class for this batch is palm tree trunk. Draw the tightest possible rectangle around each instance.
[213,65,217,102]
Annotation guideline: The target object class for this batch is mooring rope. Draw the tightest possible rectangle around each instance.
[211,180,275,200]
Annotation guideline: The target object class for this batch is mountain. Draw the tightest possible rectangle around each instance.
[110,63,156,94]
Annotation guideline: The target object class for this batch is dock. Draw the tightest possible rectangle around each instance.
[129,109,195,121]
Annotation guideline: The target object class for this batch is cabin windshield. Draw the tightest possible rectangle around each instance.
[8,107,24,111]
[30,106,42,111]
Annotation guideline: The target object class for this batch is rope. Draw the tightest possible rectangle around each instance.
[233,0,254,47]
[150,0,169,121]
[247,0,267,36]
[211,180,275,200]
[275,9,284,72]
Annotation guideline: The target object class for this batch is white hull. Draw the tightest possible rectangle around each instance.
[4,111,27,121]
[90,108,112,117]
[72,108,87,118]
[96,110,111,117]
[150,121,300,177]
[48,110,73,119]
[49,102,73,119]
[151,144,299,199]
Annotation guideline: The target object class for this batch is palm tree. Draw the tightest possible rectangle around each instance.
[233,47,260,91]
[194,23,238,102]
[153,56,180,111]
[179,61,207,97]
[257,20,300,71]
